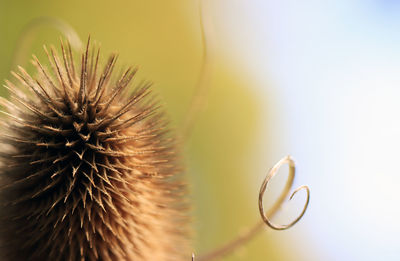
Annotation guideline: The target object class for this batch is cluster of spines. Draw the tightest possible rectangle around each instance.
[0,39,189,260]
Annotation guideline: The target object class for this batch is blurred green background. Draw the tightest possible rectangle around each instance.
[0,1,306,260]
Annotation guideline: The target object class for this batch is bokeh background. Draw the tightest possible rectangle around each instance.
[1,0,399,260]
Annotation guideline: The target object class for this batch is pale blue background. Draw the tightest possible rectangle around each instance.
[215,1,400,260]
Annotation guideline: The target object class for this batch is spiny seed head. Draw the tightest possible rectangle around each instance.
[0,39,189,260]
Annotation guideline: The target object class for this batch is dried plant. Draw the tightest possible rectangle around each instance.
[0,39,189,260]
[193,156,310,261]
[0,3,311,259]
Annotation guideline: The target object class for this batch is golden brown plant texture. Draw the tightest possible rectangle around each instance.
[0,40,189,260]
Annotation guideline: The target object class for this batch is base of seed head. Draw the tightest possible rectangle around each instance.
[0,38,189,261]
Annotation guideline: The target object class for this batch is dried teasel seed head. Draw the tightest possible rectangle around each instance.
[0,39,189,260]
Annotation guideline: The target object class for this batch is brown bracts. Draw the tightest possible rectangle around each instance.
[0,39,189,261]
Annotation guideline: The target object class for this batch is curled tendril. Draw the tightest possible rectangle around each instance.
[259,155,310,230]
[195,156,310,261]
[11,16,83,70]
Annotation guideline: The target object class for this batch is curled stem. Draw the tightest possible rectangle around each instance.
[196,155,310,261]
[11,17,82,70]
[180,0,215,141]
[259,155,310,230]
